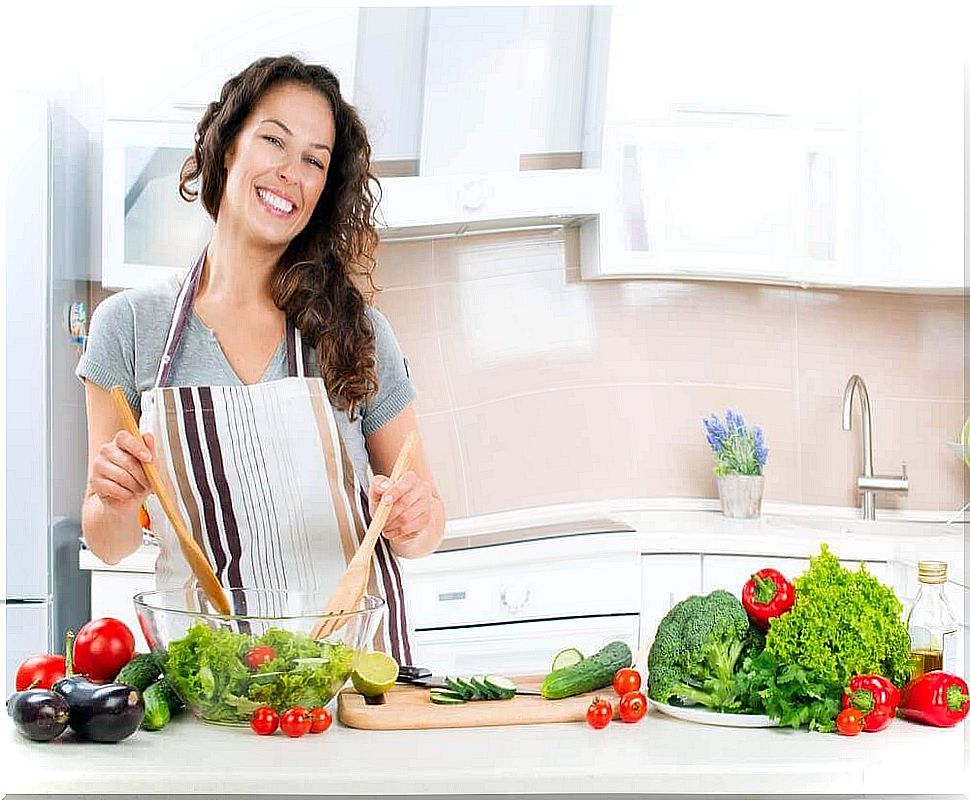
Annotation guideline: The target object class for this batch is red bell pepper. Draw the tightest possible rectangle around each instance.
[741,568,795,630]
[898,671,970,728]
[842,674,900,732]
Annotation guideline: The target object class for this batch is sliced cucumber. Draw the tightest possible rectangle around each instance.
[430,691,466,705]
[483,675,517,700]
[469,675,497,700]
[445,677,473,700]
[551,647,584,671]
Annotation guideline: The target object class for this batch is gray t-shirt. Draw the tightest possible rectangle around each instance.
[76,276,416,486]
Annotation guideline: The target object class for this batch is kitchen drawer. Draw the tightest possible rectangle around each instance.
[701,554,888,595]
[90,571,155,652]
[410,614,639,676]
[402,533,641,629]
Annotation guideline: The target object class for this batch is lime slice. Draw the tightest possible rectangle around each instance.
[961,417,970,468]
[351,651,400,697]
[551,647,584,671]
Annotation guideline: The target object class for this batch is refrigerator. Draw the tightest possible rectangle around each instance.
[5,92,92,694]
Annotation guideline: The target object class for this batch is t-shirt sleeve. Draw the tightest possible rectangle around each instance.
[360,307,416,437]
[75,291,140,411]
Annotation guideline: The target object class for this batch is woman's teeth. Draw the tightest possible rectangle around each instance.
[257,188,295,216]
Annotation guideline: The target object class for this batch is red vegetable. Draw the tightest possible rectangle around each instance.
[280,706,311,738]
[308,706,333,733]
[898,671,970,728]
[244,646,277,671]
[72,618,136,682]
[250,706,280,736]
[842,674,899,732]
[836,707,865,736]
[15,654,67,691]
[741,568,795,630]
[618,691,647,723]
[612,668,641,696]
[586,697,612,729]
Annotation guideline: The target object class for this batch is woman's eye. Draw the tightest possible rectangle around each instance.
[306,158,325,170]
[262,135,283,147]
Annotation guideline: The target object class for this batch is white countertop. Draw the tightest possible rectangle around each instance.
[79,499,968,586]
[4,705,967,796]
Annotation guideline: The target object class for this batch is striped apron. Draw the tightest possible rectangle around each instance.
[139,251,413,663]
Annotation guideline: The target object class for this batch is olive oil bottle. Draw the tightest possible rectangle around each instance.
[906,561,959,678]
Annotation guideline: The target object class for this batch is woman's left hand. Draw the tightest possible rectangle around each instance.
[368,470,433,542]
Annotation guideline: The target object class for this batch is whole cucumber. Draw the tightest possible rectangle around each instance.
[540,641,633,700]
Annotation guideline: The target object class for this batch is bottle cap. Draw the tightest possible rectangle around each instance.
[917,561,947,584]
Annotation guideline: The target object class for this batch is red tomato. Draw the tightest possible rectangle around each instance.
[15,654,67,691]
[586,697,612,729]
[73,618,136,682]
[280,707,312,738]
[250,706,280,736]
[308,706,333,734]
[836,707,865,736]
[244,646,277,671]
[618,691,648,723]
[612,668,642,696]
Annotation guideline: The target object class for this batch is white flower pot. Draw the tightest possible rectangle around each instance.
[716,474,765,519]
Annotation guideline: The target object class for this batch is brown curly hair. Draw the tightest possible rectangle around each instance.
[179,55,381,418]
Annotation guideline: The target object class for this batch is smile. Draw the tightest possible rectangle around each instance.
[256,187,296,217]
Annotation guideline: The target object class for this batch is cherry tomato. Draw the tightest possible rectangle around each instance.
[249,706,280,736]
[308,706,333,734]
[73,618,136,682]
[618,691,648,723]
[280,706,312,738]
[836,707,865,736]
[244,646,277,671]
[586,697,612,729]
[612,668,642,696]
[15,654,67,691]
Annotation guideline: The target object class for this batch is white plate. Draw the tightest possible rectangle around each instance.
[650,699,778,728]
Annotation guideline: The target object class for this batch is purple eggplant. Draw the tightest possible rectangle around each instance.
[7,689,70,741]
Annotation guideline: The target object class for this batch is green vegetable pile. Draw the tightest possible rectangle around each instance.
[160,623,355,724]
[736,544,912,731]
[647,545,913,732]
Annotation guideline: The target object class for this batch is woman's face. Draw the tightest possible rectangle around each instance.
[220,81,337,248]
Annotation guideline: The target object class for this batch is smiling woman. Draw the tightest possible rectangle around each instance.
[76,56,445,663]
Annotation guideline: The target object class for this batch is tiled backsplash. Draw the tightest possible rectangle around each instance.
[90,227,965,518]
[370,228,965,518]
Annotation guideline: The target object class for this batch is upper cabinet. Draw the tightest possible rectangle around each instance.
[580,3,963,292]
[103,7,359,121]
[98,5,963,292]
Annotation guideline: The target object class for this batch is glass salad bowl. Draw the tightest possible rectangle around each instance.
[134,588,385,726]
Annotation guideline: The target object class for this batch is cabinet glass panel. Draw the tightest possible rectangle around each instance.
[123,145,212,269]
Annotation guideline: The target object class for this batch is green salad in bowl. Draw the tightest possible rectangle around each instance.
[134,588,384,726]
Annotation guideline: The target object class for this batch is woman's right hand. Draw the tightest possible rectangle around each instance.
[87,430,156,511]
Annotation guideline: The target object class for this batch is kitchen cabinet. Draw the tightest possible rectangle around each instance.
[585,3,963,293]
[102,8,359,121]
[639,555,702,651]
[79,547,157,653]
[101,119,209,288]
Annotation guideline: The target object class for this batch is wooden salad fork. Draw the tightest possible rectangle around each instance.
[312,431,418,639]
[109,386,232,616]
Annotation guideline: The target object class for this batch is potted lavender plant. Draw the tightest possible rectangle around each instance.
[702,409,769,518]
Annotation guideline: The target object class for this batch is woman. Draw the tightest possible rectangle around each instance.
[77,55,445,661]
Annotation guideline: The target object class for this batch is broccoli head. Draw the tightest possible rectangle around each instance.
[646,589,757,711]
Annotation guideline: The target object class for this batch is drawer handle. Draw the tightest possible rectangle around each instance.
[437,590,466,602]
[500,585,531,613]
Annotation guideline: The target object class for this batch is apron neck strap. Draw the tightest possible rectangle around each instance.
[153,247,308,387]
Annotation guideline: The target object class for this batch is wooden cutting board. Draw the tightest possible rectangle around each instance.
[337,675,625,730]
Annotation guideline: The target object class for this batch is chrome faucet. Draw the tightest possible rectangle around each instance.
[841,374,909,520]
